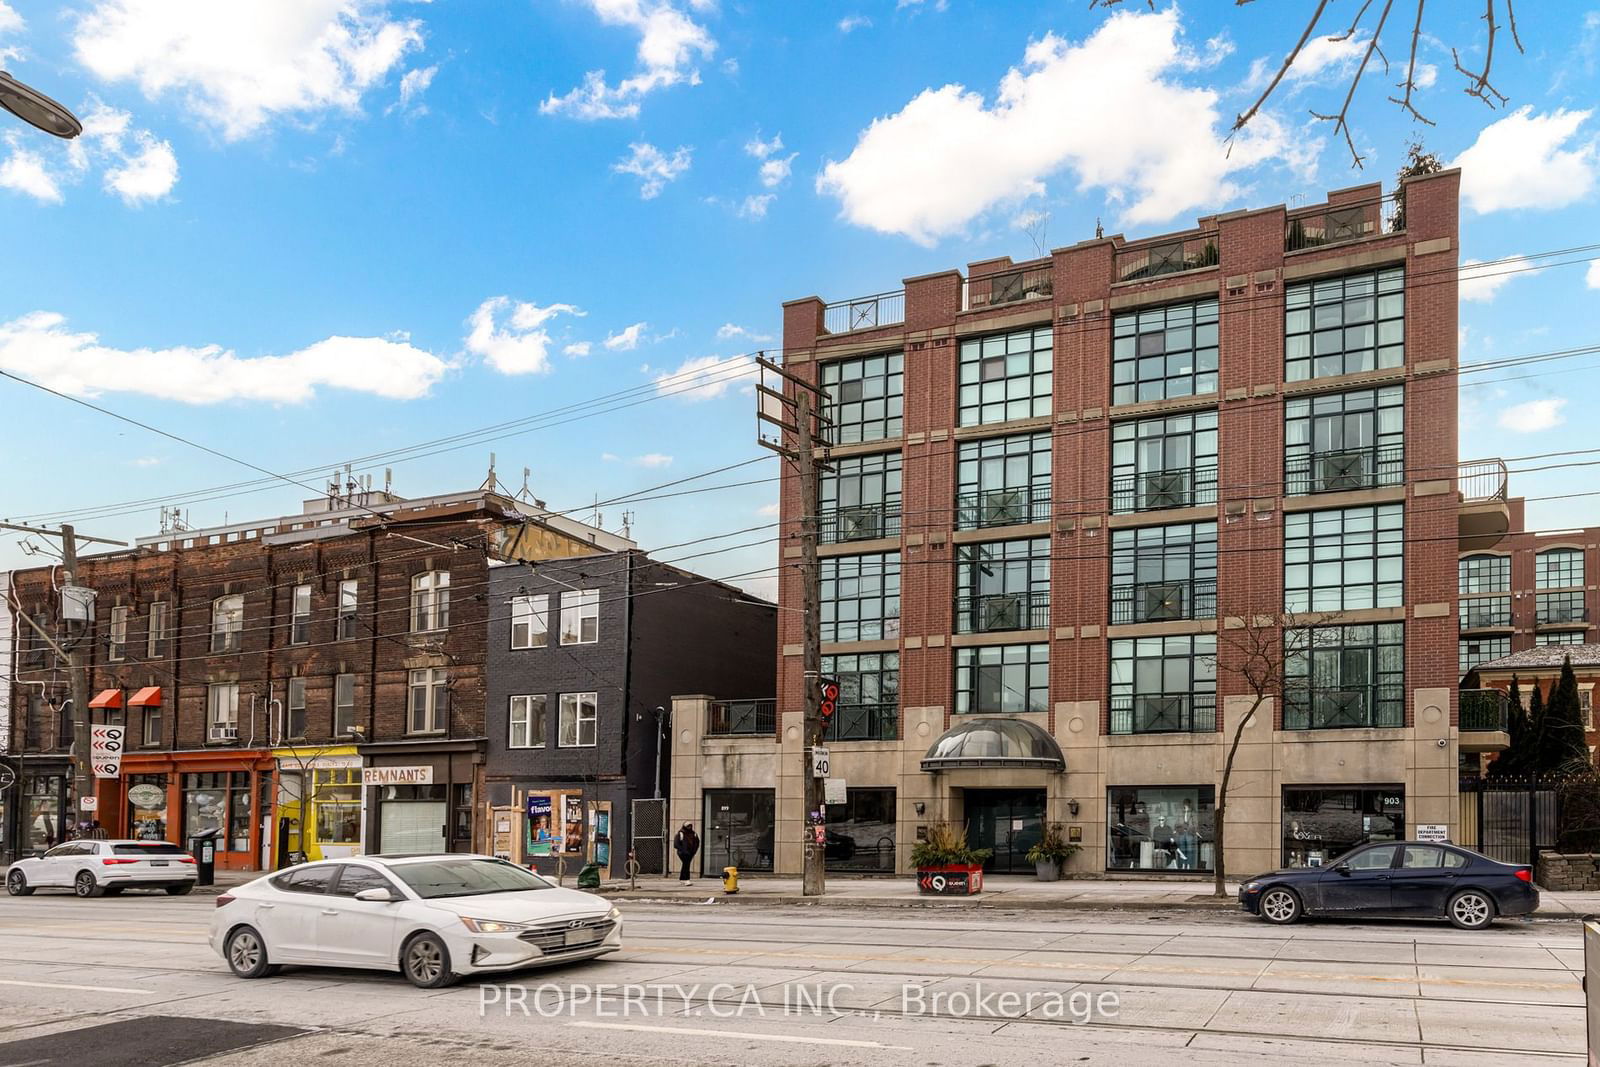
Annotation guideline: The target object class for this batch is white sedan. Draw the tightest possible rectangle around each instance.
[210,854,622,988]
[6,839,198,897]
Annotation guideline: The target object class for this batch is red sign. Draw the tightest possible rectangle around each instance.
[817,677,839,720]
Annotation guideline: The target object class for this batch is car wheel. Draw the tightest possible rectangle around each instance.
[401,933,456,989]
[1448,889,1495,930]
[1258,886,1301,925]
[225,926,280,979]
[165,884,194,896]
[5,870,32,897]
[74,871,104,898]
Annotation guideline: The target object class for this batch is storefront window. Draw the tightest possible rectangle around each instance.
[126,774,169,841]
[1281,785,1404,867]
[183,773,227,841]
[228,772,252,851]
[23,774,63,853]
[1106,786,1215,872]
[703,789,774,875]
[313,769,361,845]
[824,788,895,872]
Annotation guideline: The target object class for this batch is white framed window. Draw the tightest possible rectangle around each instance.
[411,571,450,633]
[560,590,599,645]
[147,601,169,658]
[290,584,312,645]
[207,683,239,735]
[408,667,448,733]
[334,673,357,736]
[108,605,129,662]
[337,580,359,639]
[511,594,550,650]
[141,702,162,747]
[211,594,244,653]
[509,694,547,748]
[559,692,597,747]
[285,677,307,739]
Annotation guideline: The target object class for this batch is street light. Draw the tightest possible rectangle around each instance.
[0,71,82,139]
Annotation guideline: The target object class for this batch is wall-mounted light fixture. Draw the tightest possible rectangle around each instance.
[1068,799,1080,816]
[913,801,925,816]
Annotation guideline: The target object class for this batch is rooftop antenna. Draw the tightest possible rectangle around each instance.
[517,466,535,503]
[384,468,393,495]
[592,494,603,530]
[481,452,497,493]
[1094,217,1103,239]
[344,462,357,501]
[621,509,635,541]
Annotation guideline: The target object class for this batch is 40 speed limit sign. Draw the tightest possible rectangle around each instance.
[90,724,125,778]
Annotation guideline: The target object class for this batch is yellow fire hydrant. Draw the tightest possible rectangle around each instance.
[722,866,739,894]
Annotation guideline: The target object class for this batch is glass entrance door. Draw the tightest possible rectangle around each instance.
[965,789,1045,873]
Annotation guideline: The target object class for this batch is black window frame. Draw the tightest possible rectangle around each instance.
[1285,267,1404,382]
[820,351,903,445]
[954,537,1050,634]
[1284,503,1404,613]
[1459,554,1510,594]
[954,643,1048,715]
[820,552,901,643]
[1459,635,1511,674]
[1108,634,1217,735]
[820,451,902,543]
[1110,409,1218,513]
[1112,297,1219,405]
[1110,522,1217,625]
[955,432,1051,530]
[1284,622,1405,730]
[1536,590,1587,625]
[1459,595,1511,630]
[957,326,1053,427]
[821,652,899,741]
[1284,385,1404,495]
[1536,548,1584,589]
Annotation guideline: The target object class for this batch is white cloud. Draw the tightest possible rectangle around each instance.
[563,341,593,357]
[540,0,715,120]
[717,322,772,342]
[1284,32,1367,81]
[1498,397,1567,433]
[758,154,796,188]
[1459,255,1538,302]
[1586,260,1600,290]
[654,353,754,401]
[0,140,64,203]
[816,9,1293,244]
[744,132,782,159]
[0,2,21,35]
[1414,62,1437,89]
[0,310,446,403]
[838,15,870,33]
[466,296,584,375]
[613,141,691,198]
[102,131,179,204]
[600,451,621,462]
[738,193,775,218]
[1453,107,1597,213]
[756,501,779,517]
[71,0,424,141]
[604,322,647,351]
[130,456,160,467]
[633,453,673,468]
[388,63,436,117]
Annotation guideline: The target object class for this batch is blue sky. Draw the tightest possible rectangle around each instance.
[1,1,1598,593]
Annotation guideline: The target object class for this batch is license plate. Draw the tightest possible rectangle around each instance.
[563,928,598,947]
[150,861,168,867]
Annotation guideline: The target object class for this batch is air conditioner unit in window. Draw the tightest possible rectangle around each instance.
[1315,691,1366,727]
[1141,471,1188,510]
[1134,695,1183,732]
[839,507,880,541]
[209,725,238,742]
[1316,452,1368,491]
[1140,583,1186,622]
[981,488,1027,526]
[979,594,1023,631]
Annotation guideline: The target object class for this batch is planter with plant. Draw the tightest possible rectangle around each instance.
[1025,823,1080,881]
[910,821,991,895]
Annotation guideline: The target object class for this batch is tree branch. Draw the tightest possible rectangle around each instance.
[1229,0,1332,137]
[1330,0,1375,42]
[1310,0,1399,168]
[1388,0,1436,126]
[1452,0,1510,108]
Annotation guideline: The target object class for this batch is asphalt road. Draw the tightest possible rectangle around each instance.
[0,889,1587,1065]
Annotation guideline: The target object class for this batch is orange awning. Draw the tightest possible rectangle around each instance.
[88,688,123,709]
[127,686,162,707]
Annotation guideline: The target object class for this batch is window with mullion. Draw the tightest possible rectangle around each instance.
[1285,386,1403,495]
[290,584,311,645]
[1284,504,1403,612]
[1285,623,1404,729]
[955,643,1048,714]
[1110,522,1217,624]
[1537,590,1587,625]
[955,538,1049,633]
[821,652,899,741]
[1459,595,1511,629]
[955,432,1051,529]
[1536,548,1584,589]
[284,677,307,739]
[820,452,902,543]
[408,668,448,733]
[1538,631,1586,646]
[1459,554,1509,594]
[958,327,1053,426]
[1109,635,1216,734]
[508,694,547,748]
[1110,410,1218,512]
[820,553,900,643]
[1285,267,1404,382]
[1460,636,1511,674]
[820,352,903,445]
[1112,298,1218,405]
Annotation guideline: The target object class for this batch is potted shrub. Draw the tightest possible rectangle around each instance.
[910,821,991,896]
[1025,823,1080,882]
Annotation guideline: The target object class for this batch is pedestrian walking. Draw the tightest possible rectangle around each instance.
[673,822,700,884]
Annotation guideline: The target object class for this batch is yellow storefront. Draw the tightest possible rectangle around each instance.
[271,747,363,867]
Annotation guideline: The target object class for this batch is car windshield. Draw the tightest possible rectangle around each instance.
[390,858,553,899]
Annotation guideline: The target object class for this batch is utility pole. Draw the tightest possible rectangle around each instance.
[755,355,829,897]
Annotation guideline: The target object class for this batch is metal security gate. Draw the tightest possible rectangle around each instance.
[1459,778,1557,868]
[631,798,667,876]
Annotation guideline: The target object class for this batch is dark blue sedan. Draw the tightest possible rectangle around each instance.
[1238,841,1538,929]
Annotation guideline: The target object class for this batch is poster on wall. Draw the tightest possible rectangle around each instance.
[592,805,611,870]
[564,794,584,853]
[526,794,555,856]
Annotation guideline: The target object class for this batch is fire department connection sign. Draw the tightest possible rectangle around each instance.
[90,725,125,778]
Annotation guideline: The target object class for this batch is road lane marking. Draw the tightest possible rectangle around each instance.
[0,978,151,994]
[569,1021,911,1050]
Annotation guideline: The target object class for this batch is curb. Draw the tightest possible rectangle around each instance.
[594,890,1240,911]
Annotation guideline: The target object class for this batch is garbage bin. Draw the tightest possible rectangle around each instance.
[576,862,602,890]
[188,828,220,887]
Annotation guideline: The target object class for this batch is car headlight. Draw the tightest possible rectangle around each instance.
[460,917,530,935]
[1242,881,1262,891]
[608,906,622,922]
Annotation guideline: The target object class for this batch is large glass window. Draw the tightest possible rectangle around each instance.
[182,772,228,842]
[23,774,63,852]
[559,589,599,645]
[558,692,597,747]
[408,668,447,733]
[509,694,547,748]
[702,789,775,875]
[1110,410,1218,512]
[820,352,903,444]
[211,594,243,653]
[1110,522,1217,624]
[1284,504,1403,612]
[1109,635,1217,734]
[1285,623,1404,729]
[955,538,1049,633]
[820,553,900,642]
[824,788,896,872]
[228,772,252,851]
[511,594,549,649]
[1284,386,1403,495]
[1285,267,1404,382]
[1537,548,1585,589]
[1538,631,1587,646]
[313,769,361,845]
[821,652,898,741]
[1112,298,1219,405]
[1537,590,1587,625]
[955,432,1051,529]
[1282,786,1404,868]
[820,452,902,543]
[126,774,168,841]
[958,326,1053,426]
[1460,636,1511,674]
[411,571,450,632]
[1459,554,1509,594]
[1459,596,1511,630]
[955,643,1048,714]
[1107,786,1214,872]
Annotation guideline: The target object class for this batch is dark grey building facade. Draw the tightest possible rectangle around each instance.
[484,550,774,876]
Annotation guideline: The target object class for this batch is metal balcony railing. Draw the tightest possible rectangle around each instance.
[954,591,1050,634]
[1110,578,1217,625]
[1115,232,1220,282]
[706,699,776,737]
[819,503,902,544]
[823,703,898,742]
[1459,598,1512,630]
[1109,693,1217,735]
[1285,193,1400,252]
[1283,687,1404,730]
[822,290,905,334]
[1111,465,1218,513]
[1460,690,1510,733]
[962,265,1053,311]
[1285,444,1404,496]
[1459,458,1509,502]
[955,484,1051,530]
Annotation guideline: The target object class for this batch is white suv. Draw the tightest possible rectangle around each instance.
[6,839,199,897]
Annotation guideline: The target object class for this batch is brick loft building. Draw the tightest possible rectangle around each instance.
[670,170,1499,880]
[1,482,632,868]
